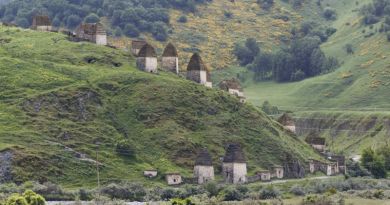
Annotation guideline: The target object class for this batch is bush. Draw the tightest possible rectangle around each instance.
[84,13,100,23]
[259,186,280,200]
[221,187,244,201]
[115,140,136,158]
[290,185,306,196]
[123,24,140,38]
[100,183,146,201]
[203,182,220,197]
[177,16,187,23]
[344,44,354,54]
[323,7,337,20]
[4,190,45,205]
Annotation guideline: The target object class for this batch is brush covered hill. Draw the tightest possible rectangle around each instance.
[0,26,322,187]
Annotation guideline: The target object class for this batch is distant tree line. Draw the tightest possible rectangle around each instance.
[233,21,338,82]
[0,0,210,41]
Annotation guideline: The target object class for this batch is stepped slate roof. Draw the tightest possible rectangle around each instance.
[195,148,213,166]
[187,53,208,71]
[132,40,147,49]
[33,15,51,26]
[223,144,246,163]
[219,78,243,91]
[305,137,326,145]
[138,43,157,57]
[162,43,178,57]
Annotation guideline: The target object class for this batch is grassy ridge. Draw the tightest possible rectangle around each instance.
[0,26,321,188]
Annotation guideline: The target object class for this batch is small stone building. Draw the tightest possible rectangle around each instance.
[136,43,158,73]
[131,40,147,56]
[256,170,271,181]
[309,159,339,176]
[186,53,212,88]
[143,170,158,178]
[222,144,247,184]
[75,23,107,45]
[329,155,346,175]
[305,137,326,153]
[194,148,215,184]
[277,113,296,133]
[271,166,284,179]
[162,43,179,74]
[32,15,52,31]
[219,78,246,103]
[166,173,182,185]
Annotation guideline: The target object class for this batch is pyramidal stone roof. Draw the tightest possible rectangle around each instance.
[195,148,213,166]
[33,15,51,26]
[223,144,246,163]
[187,53,208,71]
[138,43,157,57]
[162,43,178,57]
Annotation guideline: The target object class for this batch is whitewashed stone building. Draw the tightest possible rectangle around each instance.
[186,53,212,88]
[271,166,284,179]
[162,43,179,74]
[75,23,107,46]
[143,170,158,178]
[32,15,52,31]
[136,43,158,73]
[222,144,247,184]
[256,170,271,181]
[165,173,182,185]
[194,148,214,184]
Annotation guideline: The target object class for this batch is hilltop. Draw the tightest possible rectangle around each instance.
[0,26,322,187]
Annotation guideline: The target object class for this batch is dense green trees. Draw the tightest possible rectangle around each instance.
[233,21,338,82]
[361,147,388,179]
[0,0,208,41]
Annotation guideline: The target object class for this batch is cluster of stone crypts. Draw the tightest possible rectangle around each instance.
[278,113,347,176]
[30,15,108,46]
[132,40,213,88]
[144,144,285,186]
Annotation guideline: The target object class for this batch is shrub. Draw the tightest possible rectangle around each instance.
[221,187,244,201]
[177,16,187,23]
[100,183,146,201]
[115,140,136,158]
[290,185,306,196]
[259,186,280,200]
[344,44,354,54]
[323,7,337,20]
[4,191,45,205]
[203,182,220,197]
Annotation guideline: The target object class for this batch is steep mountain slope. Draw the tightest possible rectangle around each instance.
[0,26,322,187]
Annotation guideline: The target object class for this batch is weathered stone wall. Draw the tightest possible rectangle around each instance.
[194,165,214,184]
[137,57,158,73]
[166,175,182,185]
[95,34,107,46]
[187,70,208,84]
[311,144,326,152]
[36,26,52,32]
[162,57,179,74]
[222,162,247,184]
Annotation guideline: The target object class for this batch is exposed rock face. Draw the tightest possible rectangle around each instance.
[283,155,305,178]
[22,89,101,121]
[0,151,13,183]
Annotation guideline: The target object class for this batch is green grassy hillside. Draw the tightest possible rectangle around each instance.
[0,26,323,188]
[243,0,390,110]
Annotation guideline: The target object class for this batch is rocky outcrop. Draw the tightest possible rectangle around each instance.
[0,151,13,183]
